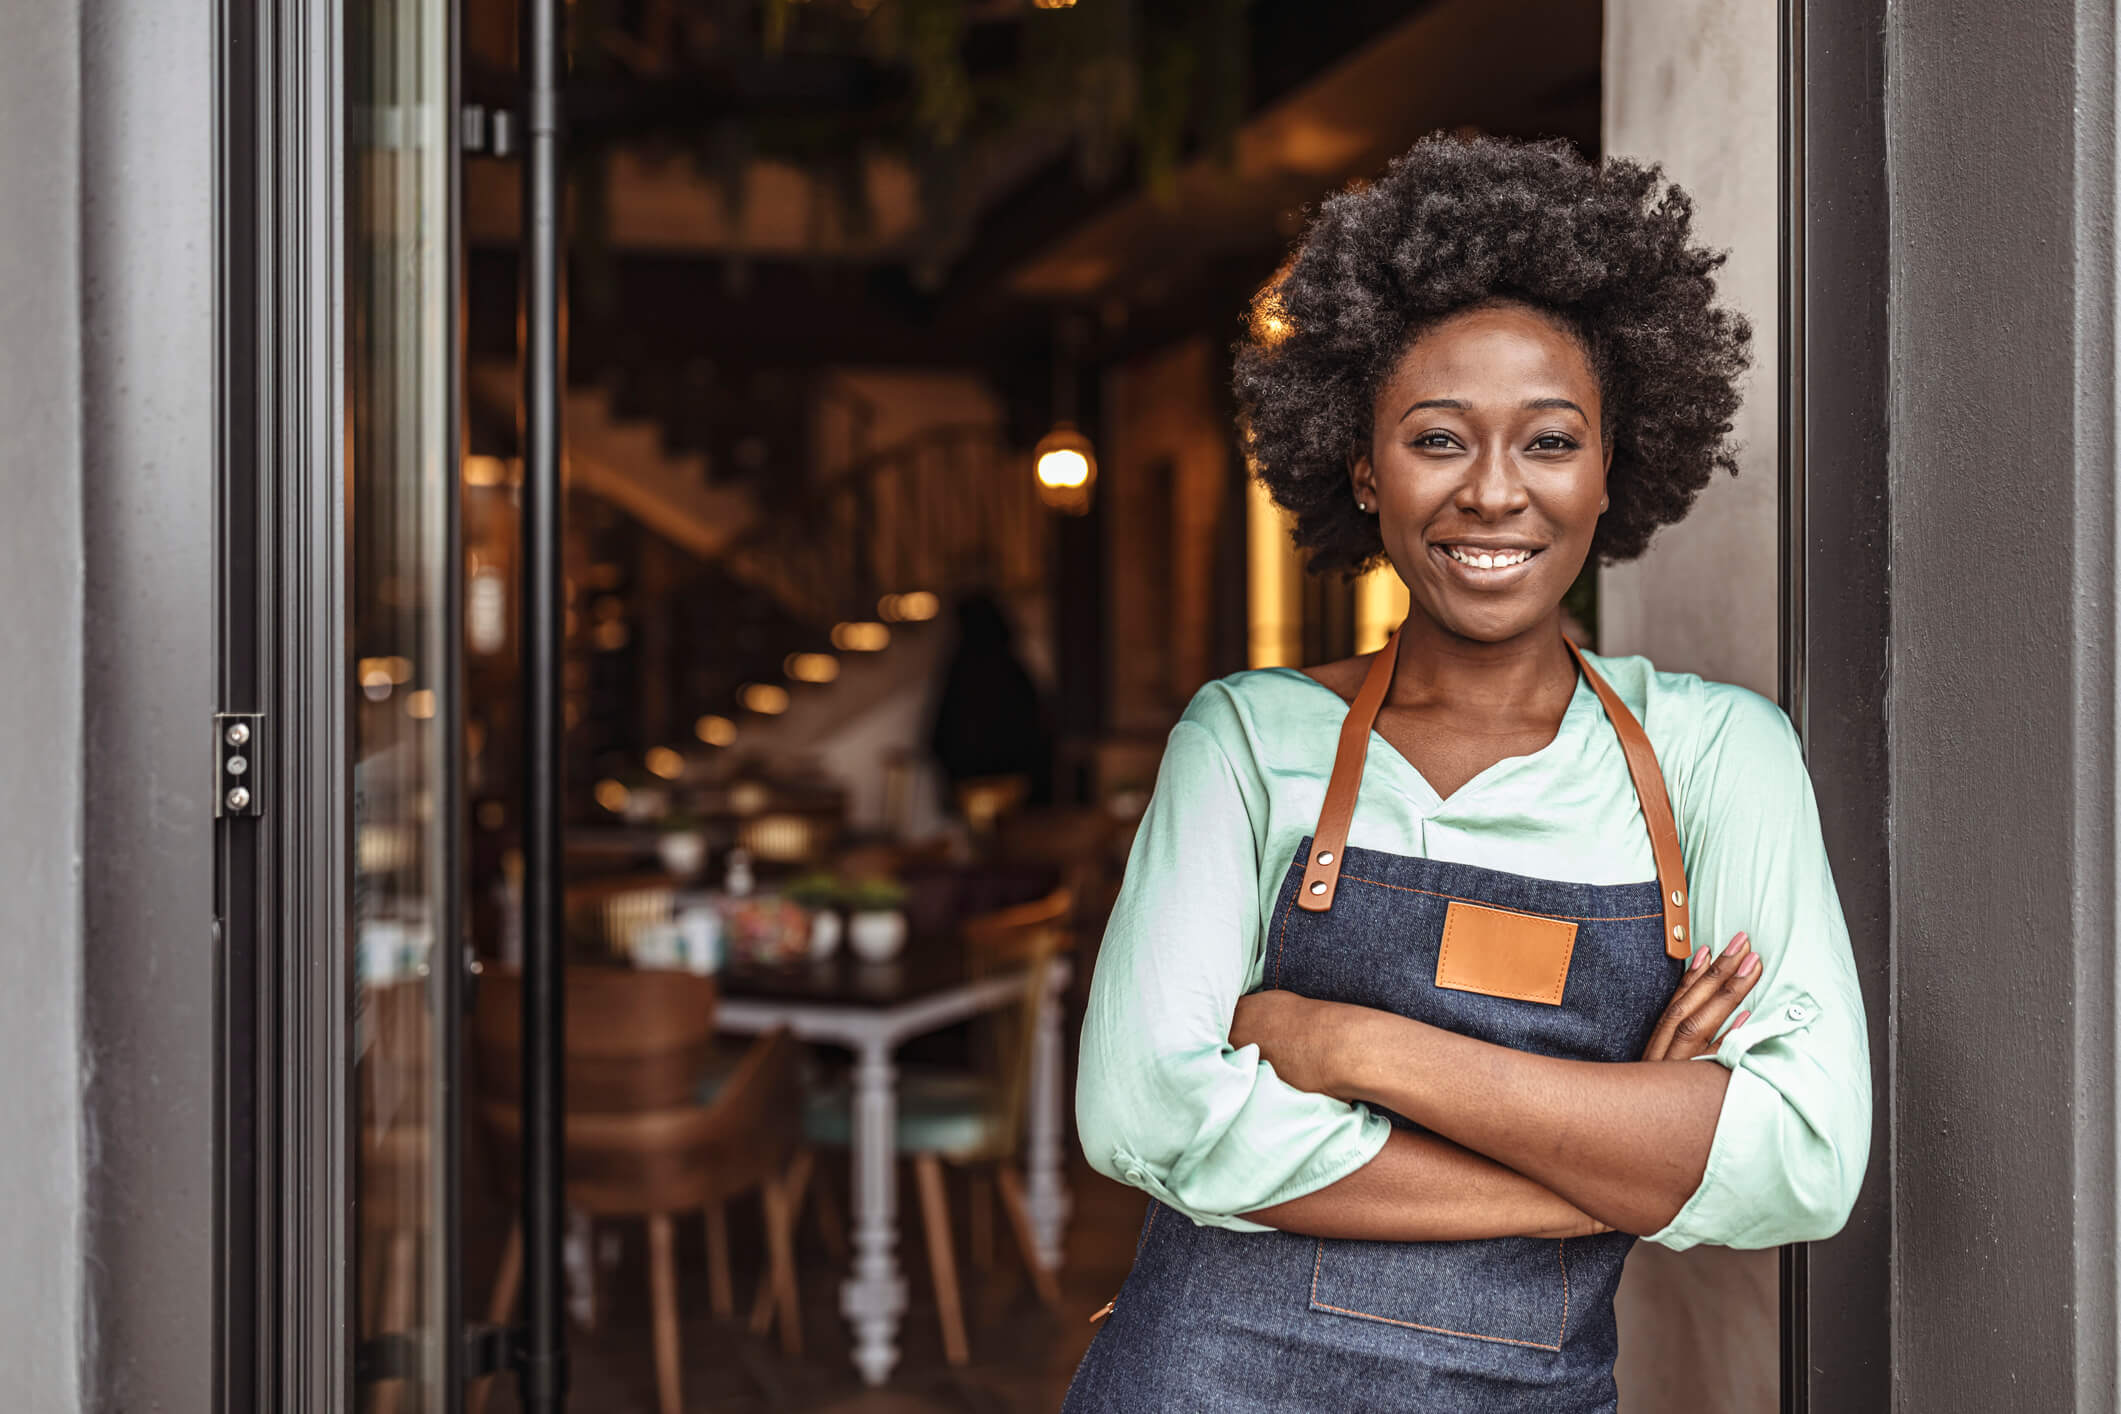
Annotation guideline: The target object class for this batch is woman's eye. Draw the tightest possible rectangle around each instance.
[1530,433,1580,452]
[1411,431,1459,450]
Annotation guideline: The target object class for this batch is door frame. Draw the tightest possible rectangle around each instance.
[217,0,357,1405]
[1778,1,1892,1411]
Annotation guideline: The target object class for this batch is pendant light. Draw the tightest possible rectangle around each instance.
[1036,315,1097,515]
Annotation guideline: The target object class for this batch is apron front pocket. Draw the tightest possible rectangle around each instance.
[1307,1234,1576,1351]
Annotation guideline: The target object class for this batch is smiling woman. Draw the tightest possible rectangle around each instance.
[1064,134,1869,1414]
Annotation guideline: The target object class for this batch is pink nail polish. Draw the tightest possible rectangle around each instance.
[1733,1011,1751,1027]
[1740,953,1760,976]
[1689,947,1708,971]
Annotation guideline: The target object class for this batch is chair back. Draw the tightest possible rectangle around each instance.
[479,1027,805,1216]
[961,887,1072,1164]
[474,965,718,1113]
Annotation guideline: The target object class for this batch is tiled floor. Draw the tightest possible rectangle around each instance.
[470,1157,1147,1414]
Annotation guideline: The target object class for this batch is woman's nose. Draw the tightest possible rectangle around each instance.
[1454,444,1531,518]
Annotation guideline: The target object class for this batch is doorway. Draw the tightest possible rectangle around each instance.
[214,1,1887,1410]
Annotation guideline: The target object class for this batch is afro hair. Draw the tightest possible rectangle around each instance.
[1234,132,1753,573]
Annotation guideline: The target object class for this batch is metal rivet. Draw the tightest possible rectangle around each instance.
[1316,850,1334,866]
[1671,889,1686,908]
[226,755,248,776]
[1672,923,1686,941]
[225,722,250,746]
[226,786,251,811]
[1308,880,1327,896]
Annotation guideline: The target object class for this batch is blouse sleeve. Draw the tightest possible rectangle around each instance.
[1074,706,1392,1231]
[1645,683,1873,1250]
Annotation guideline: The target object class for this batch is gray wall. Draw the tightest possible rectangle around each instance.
[78,0,222,1408]
[1887,0,2120,1406]
[0,0,87,1408]
[1600,3,1781,1411]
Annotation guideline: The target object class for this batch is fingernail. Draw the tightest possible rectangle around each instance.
[1689,947,1708,971]
[1740,953,1760,976]
[1732,1010,1751,1028]
[1727,933,1751,958]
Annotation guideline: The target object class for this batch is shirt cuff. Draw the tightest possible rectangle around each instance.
[1107,1106,1392,1232]
[1646,991,1822,1251]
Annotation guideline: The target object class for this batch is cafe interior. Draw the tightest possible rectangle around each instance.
[355,2,1606,1410]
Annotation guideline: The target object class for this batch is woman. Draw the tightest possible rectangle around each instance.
[1064,135,1869,1413]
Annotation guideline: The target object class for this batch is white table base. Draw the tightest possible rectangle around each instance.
[717,959,1072,1386]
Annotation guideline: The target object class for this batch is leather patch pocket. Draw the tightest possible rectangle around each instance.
[1434,902,1578,1006]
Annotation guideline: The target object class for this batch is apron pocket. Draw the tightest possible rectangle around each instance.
[1433,901,1578,1006]
[1308,1235,1573,1351]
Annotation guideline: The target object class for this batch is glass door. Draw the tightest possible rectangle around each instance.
[347,0,462,1406]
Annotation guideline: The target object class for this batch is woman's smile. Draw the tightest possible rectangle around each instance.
[1431,539,1545,583]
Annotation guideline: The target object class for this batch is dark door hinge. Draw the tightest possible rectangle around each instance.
[214,713,264,818]
[461,104,517,158]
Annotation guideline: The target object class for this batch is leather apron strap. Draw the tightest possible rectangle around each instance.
[1297,630,1693,960]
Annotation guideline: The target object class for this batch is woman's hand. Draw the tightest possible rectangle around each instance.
[1640,931,1761,1062]
[1229,989,1373,1099]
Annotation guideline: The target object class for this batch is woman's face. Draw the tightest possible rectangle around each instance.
[1351,303,1611,646]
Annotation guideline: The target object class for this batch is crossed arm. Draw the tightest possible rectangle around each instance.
[1234,934,1763,1241]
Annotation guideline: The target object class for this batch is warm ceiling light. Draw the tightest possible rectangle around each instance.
[593,778,631,814]
[404,688,437,720]
[645,746,685,780]
[892,590,939,622]
[1035,422,1097,514]
[741,682,791,715]
[593,619,630,652]
[464,454,509,487]
[785,652,839,684]
[831,621,891,652]
[1033,0,1077,8]
[695,714,737,747]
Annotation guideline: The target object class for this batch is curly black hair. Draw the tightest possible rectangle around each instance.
[1234,133,1752,573]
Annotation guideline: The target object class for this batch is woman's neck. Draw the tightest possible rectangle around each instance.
[1386,610,1578,718]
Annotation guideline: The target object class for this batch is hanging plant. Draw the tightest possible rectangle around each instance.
[564,0,1254,290]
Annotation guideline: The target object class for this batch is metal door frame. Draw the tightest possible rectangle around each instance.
[216,0,474,1406]
[1778,1,1892,1411]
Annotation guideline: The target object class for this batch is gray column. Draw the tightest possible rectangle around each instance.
[0,0,86,1408]
[79,0,220,1407]
[1888,0,2120,1406]
[1599,3,1782,1411]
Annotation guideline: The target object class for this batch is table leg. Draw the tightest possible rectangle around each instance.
[840,1041,906,1386]
[1023,969,1073,1272]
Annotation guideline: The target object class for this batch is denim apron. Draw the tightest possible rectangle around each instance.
[1064,631,1695,1413]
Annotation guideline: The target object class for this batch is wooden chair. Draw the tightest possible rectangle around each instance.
[472,967,813,1414]
[801,887,1072,1365]
[357,978,436,1414]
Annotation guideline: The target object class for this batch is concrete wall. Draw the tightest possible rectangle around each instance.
[0,0,86,1407]
[1600,2,1781,1411]
[1887,0,2121,1405]
[78,0,220,1405]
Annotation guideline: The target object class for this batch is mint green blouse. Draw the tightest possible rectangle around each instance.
[1075,651,1871,1251]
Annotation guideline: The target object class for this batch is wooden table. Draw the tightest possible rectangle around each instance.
[714,945,1074,1387]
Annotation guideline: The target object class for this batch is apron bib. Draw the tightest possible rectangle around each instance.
[1064,632,1693,1414]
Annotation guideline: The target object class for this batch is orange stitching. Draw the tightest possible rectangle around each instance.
[1272,888,1298,988]
[1307,1240,1566,1353]
[1557,1240,1570,1345]
[1335,872,1663,923]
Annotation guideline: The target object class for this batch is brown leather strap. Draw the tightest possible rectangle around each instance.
[1296,630,1402,912]
[1563,640,1693,958]
[1299,631,1693,959]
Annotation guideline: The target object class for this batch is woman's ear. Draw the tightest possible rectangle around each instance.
[1348,451,1379,514]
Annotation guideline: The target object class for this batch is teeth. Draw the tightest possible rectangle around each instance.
[1446,546,1534,568]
